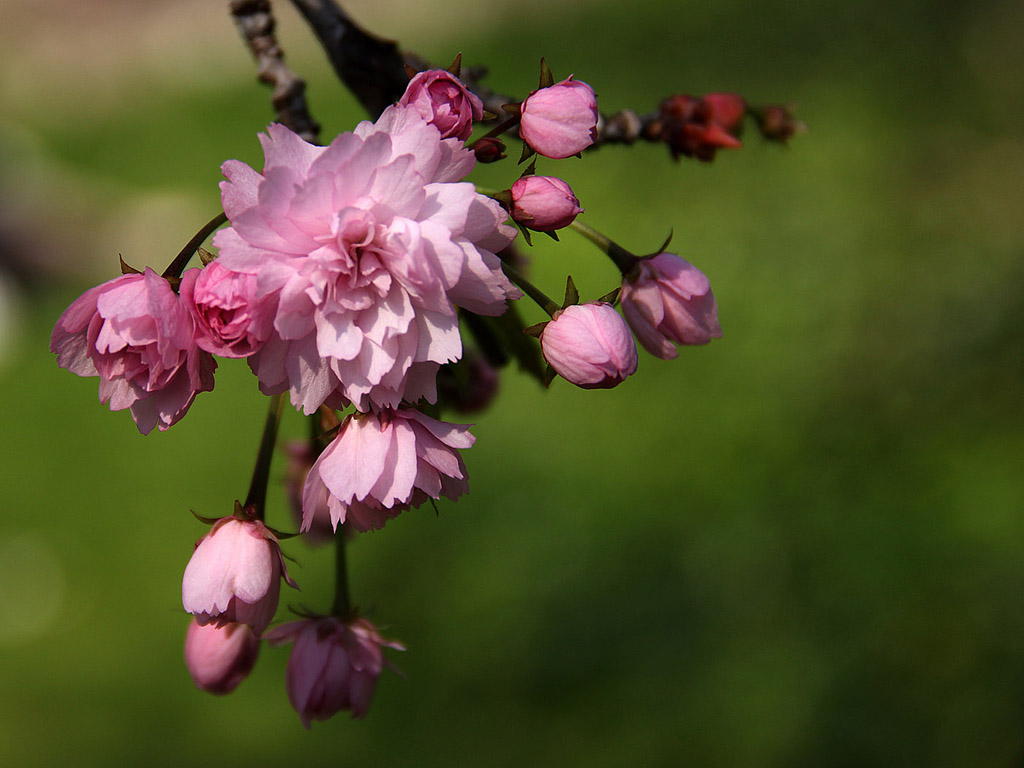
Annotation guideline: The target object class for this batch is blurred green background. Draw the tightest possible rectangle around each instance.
[2,0,1023,765]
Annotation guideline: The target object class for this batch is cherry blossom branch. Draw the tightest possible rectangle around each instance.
[332,529,351,617]
[287,0,408,119]
[230,0,321,142]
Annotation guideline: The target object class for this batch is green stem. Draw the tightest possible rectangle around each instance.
[161,211,228,280]
[499,260,561,317]
[569,220,638,276]
[332,531,351,618]
[243,393,285,520]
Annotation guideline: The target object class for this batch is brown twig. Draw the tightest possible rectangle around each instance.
[230,0,321,143]
[287,0,408,119]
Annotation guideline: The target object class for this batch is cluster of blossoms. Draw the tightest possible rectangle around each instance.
[51,57,747,726]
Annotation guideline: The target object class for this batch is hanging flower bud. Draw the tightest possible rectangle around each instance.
[50,267,216,435]
[510,175,584,232]
[519,77,599,159]
[398,69,484,141]
[266,615,404,727]
[540,302,638,389]
[436,352,500,413]
[182,517,295,635]
[620,252,721,358]
[184,619,260,695]
[473,136,507,163]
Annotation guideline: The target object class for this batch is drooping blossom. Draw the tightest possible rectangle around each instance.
[436,351,500,413]
[180,260,275,358]
[284,440,334,543]
[519,76,598,159]
[302,408,475,533]
[182,516,295,635]
[656,93,746,161]
[50,267,216,435]
[510,175,584,232]
[184,619,260,695]
[398,69,484,141]
[266,615,404,727]
[213,107,520,414]
[540,302,638,389]
[619,252,721,357]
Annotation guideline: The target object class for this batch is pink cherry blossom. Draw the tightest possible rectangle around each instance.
[180,260,275,358]
[519,77,598,159]
[266,615,404,727]
[619,252,722,358]
[213,108,520,414]
[182,517,295,635]
[50,267,216,435]
[184,619,260,695]
[510,175,584,232]
[302,408,475,533]
[398,69,484,141]
[541,302,638,389]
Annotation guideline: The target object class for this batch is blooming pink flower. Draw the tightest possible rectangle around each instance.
[619,252,722,358]
[180,260,275,358]
[50,267,216,435]
[519,77,598,159]
[398,69,484,141]
[656,93,745,161]
[266,616,404,727]
[302,408,475,533]
[182,517,294,635]
[214,108,520,413]
[184,619,260,695]
[540,302,638,389]
[510,175,584,232]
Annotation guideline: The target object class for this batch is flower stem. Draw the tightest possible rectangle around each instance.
[569,220,638,275]
[161,211,228,280]
[243,393,285,520]
[332,530,351,618]
[499,259,561,317]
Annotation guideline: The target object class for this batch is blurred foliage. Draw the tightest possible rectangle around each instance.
[1,0,1023,766]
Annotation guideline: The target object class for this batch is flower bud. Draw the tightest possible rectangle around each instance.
[540,302,638,389]
[473,136,507,163]
[266,616,404,727]
[656,93,745,161]
[754,104,804,143]
[184,619,260,695]
[620,252,721,358]
[180,261,275,358]
[182,517,294,635]
[398,69,484,141]
[510,175,584,232]
[519,77,598,159]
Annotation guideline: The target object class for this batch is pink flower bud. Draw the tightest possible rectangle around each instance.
[540,302,638,389]
[50,268,216,435]
[182,517,294,635]
[398,69,484,141]
[184,619,260,695]
[519,77,598,159]
[619,252,722,358]
[510,175,584,232]
[180,261,275,358]
[265,616,404,727]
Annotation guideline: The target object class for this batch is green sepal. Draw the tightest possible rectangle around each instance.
[562,275,580,308]
[598,286,621,305]
[446,53,463,77]
[522,321,548,337]
[190,509,223,526]
[119,255,142,275]
[519,141,536,165]
[197,247,216,266]
[538,58,555,89]
[543,364,557,388]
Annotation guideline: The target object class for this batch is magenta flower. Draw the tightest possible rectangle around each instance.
[398,68,484,141]
[266,616,404,727]
[519,77,598,159]
[302,408,475,533]
[541,302,638,389]
[184,619,260,695]
[620,252,721,358]
[510,175,584,232]
[50,267,216,435]
[214,108,520,413]
[180,260,275,358]
[182,517,294,635]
